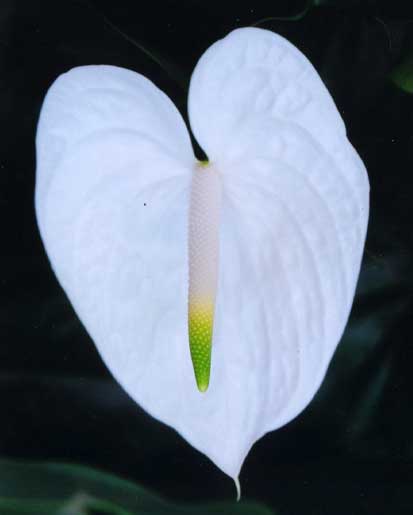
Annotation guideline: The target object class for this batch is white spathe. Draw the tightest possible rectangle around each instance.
[35,28,369,479]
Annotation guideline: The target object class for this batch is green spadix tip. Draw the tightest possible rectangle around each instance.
[197,377,209,393]
[188,304,213,393]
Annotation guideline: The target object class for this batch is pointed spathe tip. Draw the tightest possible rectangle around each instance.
[234,476,241,502]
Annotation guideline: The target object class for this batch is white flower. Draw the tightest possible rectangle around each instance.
[35,27,369,492]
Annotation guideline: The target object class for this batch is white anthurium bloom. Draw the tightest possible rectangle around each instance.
[35,27,369,496]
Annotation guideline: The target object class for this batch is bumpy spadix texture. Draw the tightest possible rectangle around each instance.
[188,163,222,392]
[35,28,369,479]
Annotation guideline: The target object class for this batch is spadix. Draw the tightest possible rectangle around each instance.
[35,28,369,484]
[188,161,222,392]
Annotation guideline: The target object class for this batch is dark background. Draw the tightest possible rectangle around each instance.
[1,0,413,514]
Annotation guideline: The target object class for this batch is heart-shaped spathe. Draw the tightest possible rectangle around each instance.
[35,28,369,481]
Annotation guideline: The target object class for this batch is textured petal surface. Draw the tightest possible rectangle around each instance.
[187,28,369,475]
[36,25,369,483]
[35,65,202,461]
[36,64,273,481]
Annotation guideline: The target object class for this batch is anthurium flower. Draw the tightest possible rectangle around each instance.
[35,27,369,492]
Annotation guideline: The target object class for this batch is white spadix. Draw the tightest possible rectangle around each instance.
[35,28,369,481]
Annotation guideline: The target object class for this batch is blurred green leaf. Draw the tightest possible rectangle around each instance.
[0,459,273,515]
[391,55,413,93]
[313,0,365,5]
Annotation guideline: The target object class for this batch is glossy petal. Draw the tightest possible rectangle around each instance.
[36,28,369,482]
[187,28,369,472]
[35,65,197,460]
